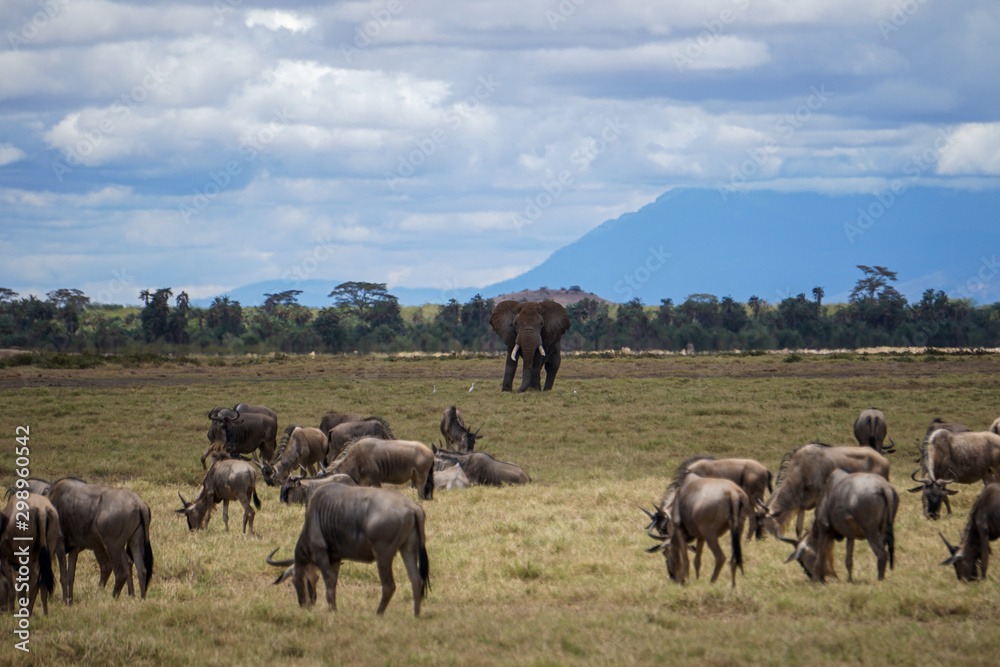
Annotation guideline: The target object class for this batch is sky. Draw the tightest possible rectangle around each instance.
[1,0,999,305]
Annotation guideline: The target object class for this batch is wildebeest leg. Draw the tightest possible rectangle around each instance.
[110,549,133,598]
[693,540,704,579]
[401,537,425,616]
[706,536,726,584]
[942,495,952,516]
[845,538,855,583]
[57,545,76,604]
[979,526,991,580]
[375,553,397,615]
[867,535,887,581]
[312,551,339,610]
[222,500,230,532]
[795,510,805,539]
[96,548,114,588]
[239,494,255,535]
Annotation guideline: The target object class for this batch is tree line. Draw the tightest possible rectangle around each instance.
[1,268,998,357]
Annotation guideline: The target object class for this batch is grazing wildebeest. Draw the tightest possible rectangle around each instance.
[48,477,154,603]
[266,482,430,615]
[4,477,51,500]
[432,446,530,486]
[280,472,357,505]
[326,418,393,463]
[782,470,898,583]
[940,482,1000,581]
[0,492,60,614]
[854,408,894,454]
[643,472,751,587]
[330,438,435,500]
[662,456,771,540]
[440,406,482,452]
[261,426,329,486]
[176,459,261,535]
[909,429,1000,520]
[760,443,890,539]
[319,411,368,435]
[203,407,278,469]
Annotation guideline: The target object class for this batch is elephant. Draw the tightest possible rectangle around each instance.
[489,300,570,392]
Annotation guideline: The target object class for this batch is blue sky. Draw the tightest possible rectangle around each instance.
[1,0,999,305]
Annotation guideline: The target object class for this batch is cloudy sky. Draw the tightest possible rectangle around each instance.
[2,0,999,304]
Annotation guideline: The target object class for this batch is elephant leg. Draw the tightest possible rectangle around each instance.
[501,348,518,392]
[542,348,562,390]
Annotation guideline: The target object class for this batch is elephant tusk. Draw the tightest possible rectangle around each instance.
[511,344,520,361]
[539,345,546,357]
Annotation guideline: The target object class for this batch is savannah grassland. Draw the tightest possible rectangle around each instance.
[1,352,999,666]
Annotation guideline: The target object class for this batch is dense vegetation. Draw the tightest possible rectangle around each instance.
[2,267,998,357]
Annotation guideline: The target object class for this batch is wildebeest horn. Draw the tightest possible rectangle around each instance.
[939,532,959,555]
[910,470,931,484]
[883,438,896,454]
[510,344,520,361]
[784,543,806,564]
[638,506,656,521]
[266,547,295,568]
[473,426,483,436]
[208,407,222,420]
[176,491,190,509]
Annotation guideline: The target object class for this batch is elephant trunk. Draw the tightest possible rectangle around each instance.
[515,330,543,392]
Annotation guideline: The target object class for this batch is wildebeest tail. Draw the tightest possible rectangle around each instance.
[766,470,773,494]
[140,507,154,587]
[886,519,895,570]
[423,466,434,500]
[252,487,261,509]
[416,509,430,595]
[730,498,743,573]
[36,520,55,595]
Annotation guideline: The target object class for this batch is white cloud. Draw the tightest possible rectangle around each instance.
[244,10,317,34]
[0,143,26,166]
[937,123,1000,175]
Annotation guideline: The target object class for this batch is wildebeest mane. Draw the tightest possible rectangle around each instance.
[773,443,832,490]
[363,416,394,439]
[660,455,716,507]
[329,436,365,469]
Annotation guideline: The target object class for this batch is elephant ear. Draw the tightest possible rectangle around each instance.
[539,300,570,342]
[490,300,520,346]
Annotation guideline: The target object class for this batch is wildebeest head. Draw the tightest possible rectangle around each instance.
[640,505,689,583]
[781,533,838,582]
[207,408,243,446]
[267,548,319,607]
[175,491,210,531]
[940,532,979,582]
[908,470,957,520]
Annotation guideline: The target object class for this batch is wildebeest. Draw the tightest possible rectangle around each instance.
[330,438,435,500]
[326,418,393,463]
[760,443,890,539]
[48,477,154,603]
[909,429,1000,520]
[266,482,430,615]
[782,470,898,583]
[990,417,1000,436]
[280,472,357,505]
[176,459,261,535]
[434,465,471,490]
[643,472,751,587]
[0,492,60,614]
[854,408,894,454]
[662,456,771,540]
[940,482,1000,581]
[233,402,278,423]
[319,411,368,435]
[923,418,971,441]
[432,446,530,486]
[203,407,278,469]
[440,406,482,452]
[261,426,329,486]
[4,477,51,499]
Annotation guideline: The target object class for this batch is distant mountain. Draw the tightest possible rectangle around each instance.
[198,186,1000,308]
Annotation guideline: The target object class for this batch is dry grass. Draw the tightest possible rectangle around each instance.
[1,353,999,665]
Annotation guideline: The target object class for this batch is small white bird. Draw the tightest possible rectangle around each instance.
[468,381,476,392]
[432,384,437,394]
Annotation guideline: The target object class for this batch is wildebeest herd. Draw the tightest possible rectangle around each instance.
[3,397,1000,619]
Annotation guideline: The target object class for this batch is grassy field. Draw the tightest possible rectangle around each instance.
[1,351,999,666]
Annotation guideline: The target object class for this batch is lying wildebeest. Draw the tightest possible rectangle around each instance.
[266,482,430,615]
[760,443,890,539]
[440,406,482,452]
[4,477,51,500]
[432,445,530,486]
[662,456,771,540]
[434,465,471,490]
[280,472,357,505]
[991,417,1000,436]
[924,418,971,441]
[0,492,60,614]
[176,458,261,535]
[782,470,898,583]
[203,407,278,469]
[642,472,751,587]
[854,408,894,455]
[940,482,1000,581]
[48,477,154,603]
[909,429,1000,520]
[261,426,329,486]
[326,418,393,463]
[319,411,368,435]
[330,438,435,500]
